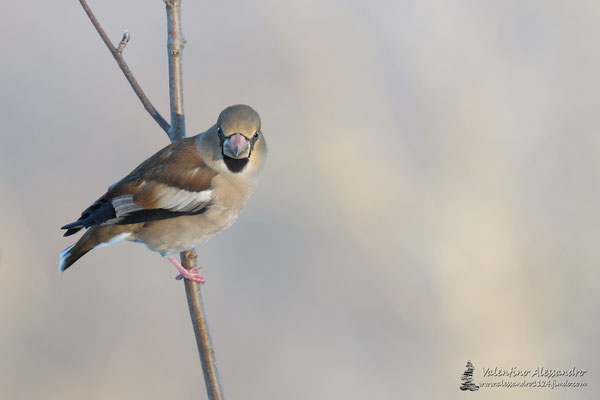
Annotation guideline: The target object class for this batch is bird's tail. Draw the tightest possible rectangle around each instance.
[59,230,97,273]
[59,226,132,272]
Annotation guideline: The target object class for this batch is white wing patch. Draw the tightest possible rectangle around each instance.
[111,187,212,216]
[112,195,145,217]
[157,187,213,212]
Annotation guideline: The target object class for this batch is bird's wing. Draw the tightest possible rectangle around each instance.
[61,136,218,236]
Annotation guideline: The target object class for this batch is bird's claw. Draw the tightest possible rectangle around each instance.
[167,257,205,284]
[175,266,205,283]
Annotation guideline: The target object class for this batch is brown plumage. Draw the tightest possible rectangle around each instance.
[59,104,267,281]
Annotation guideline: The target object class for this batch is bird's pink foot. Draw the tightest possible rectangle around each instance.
[167,257,205,283]
[175,266,204,282]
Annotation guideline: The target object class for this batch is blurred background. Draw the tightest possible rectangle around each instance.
[1,1,599,399]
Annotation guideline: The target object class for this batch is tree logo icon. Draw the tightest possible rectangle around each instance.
[460,360,480,391]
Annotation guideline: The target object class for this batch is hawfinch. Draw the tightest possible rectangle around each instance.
[59,104,267,283]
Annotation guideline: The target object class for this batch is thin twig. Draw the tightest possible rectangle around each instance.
[165,0,186,141]
[78,0,171,135]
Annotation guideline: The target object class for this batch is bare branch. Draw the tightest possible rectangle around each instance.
[165,0,186,141]
[163,1,225,397]
[78,0,171,134]
[165,3,225,398]
[116,30,130,54]
[182,252,226,400]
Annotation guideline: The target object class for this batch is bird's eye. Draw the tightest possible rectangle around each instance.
[217,126,223,135]
[253,131,260,140]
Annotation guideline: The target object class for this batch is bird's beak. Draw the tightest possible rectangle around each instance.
[223,133,251,159]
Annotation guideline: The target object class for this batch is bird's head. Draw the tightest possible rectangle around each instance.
[206,104,267,174]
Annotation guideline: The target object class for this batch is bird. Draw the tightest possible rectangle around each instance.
[59,104,267,283]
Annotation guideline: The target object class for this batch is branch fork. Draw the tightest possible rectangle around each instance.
[78,0,171,135]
